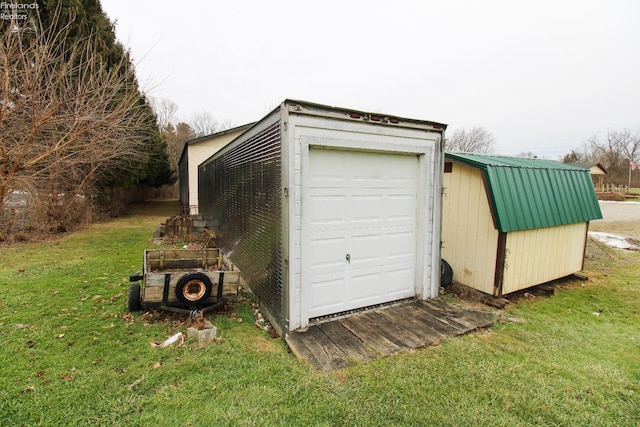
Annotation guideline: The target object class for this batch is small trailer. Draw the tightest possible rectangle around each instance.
[128,248,240,314]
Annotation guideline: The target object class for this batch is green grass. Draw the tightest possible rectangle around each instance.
[1,200,639,426]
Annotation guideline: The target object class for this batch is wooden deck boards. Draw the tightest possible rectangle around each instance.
[286,299,496,372]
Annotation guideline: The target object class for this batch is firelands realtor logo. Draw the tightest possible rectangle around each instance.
[0,1,39,21]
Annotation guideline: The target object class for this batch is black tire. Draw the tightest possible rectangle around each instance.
[128,283,142,312]
[175,272,213,306]
[441,259,453,288]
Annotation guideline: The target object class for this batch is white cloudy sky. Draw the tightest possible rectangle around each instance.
[100,0,640,158]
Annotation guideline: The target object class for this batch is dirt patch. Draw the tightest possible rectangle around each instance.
[597,192,626,201]
[138,301,236,327]
[443,282,503,308]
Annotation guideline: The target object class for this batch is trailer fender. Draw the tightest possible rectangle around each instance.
[175,273,213,305]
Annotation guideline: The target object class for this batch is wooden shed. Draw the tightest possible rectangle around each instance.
[198,99,446,335]
[178,123,254,214]
[442,153,602,297]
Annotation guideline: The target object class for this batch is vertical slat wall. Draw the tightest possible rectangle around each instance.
[179,155,189,212]
[198,122,284,328]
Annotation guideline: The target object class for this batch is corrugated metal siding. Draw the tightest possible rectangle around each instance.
[179,156,189,210]
[446,152,603,232]
[198,121,284,328]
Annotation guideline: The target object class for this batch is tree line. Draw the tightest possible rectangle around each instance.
[445,126,640,188]
[151,97,235,181]
[563,129,640,188]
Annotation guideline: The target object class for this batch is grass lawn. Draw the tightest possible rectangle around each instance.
[1,200,639,426]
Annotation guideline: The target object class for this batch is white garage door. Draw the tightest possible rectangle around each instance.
[305,148,419,319]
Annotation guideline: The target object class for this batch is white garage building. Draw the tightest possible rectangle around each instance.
[198,100,446,335]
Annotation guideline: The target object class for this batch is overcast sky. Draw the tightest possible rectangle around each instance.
[100,0,640,159]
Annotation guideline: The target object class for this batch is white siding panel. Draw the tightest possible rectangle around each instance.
[502,222,587,294]
[442,163,498,294]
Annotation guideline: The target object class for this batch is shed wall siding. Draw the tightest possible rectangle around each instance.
[188,129,245,213]
[502,222,587,294]
[442,164,498,295]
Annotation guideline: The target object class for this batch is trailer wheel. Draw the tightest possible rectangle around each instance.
[441,259,453,288]
[175,273,213,306]
[128,283,142,312]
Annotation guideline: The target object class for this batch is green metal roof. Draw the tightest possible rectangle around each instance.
[445,152,603,232]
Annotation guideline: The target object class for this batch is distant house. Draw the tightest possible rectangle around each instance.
[570,162,608,191]
[178,123,254,214]
[442,153,602,297]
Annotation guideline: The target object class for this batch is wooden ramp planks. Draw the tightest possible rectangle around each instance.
[286,299,496,372]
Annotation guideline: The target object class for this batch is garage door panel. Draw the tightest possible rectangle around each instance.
[309,279,345,316]
[308,195,347,225]
[351,195,383,221]
[309,237,346,268]
[385,232,414,255]
[308,150,349,184]
[309,268,348,284]
[383,269,416,297]
[350,274,384,304]
[386,196,417,219]
[306,148,418,319]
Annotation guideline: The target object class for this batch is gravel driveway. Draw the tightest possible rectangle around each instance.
[596,201,640,222]
[590,201,640,242]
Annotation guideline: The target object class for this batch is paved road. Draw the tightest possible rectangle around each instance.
[597,201,640,222]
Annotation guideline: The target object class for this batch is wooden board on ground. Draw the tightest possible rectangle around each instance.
[286,299,496,371]
[339,315,403,356]
[285,325,350,371]
[318,321,378,363]
[373,307,441,346]
[359,311,429,349]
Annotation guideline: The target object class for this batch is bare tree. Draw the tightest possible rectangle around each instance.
[517,151,538,159]
[588,129,640,171]
[445,126,496,154]
[575,128,640,188]
[163,122,196,171]
[189,110,220,137]
[1,13,155,234]
[151,97,179,131]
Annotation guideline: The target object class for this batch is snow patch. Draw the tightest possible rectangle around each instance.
[588,232,639,250]
[599,200,640,205]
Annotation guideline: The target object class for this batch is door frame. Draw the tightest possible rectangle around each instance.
[298,133,438,329]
